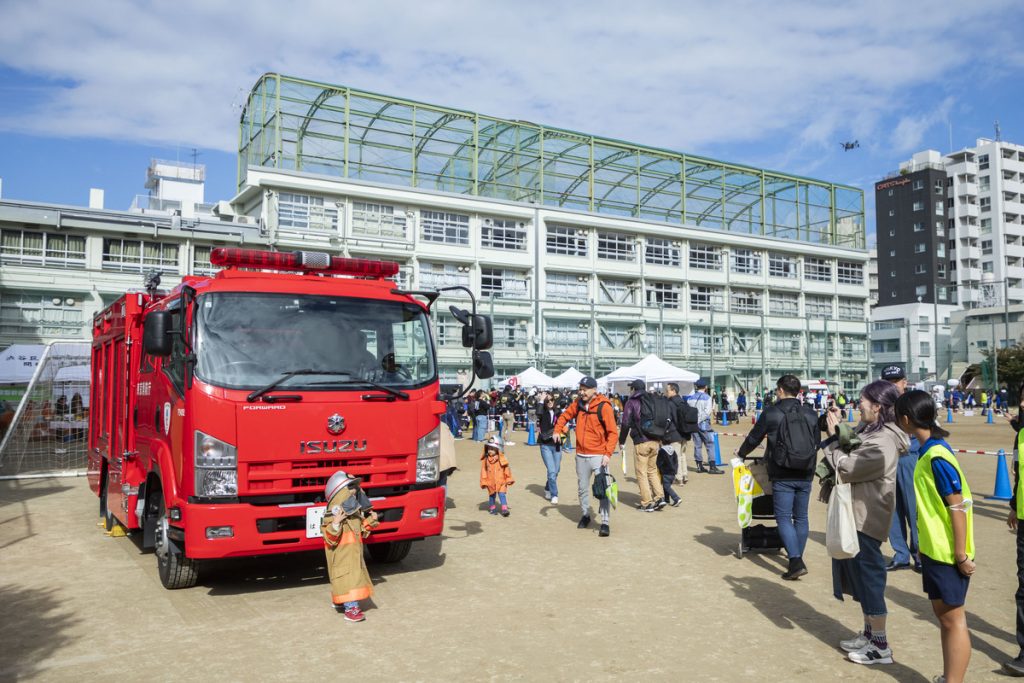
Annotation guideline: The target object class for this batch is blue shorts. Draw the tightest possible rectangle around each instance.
[920,553,970,607]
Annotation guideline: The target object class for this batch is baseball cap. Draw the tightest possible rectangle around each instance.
[629,379,646,391]
[881,365,906,381]
[579,376,598,388]
[694,378,708,388]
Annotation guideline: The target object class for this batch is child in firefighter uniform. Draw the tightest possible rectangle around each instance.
[321,470,378,622]
[480,435,515,517]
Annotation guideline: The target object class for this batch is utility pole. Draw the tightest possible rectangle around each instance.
[993,315,999,391]
[710,307,716,390]
[589,298,596,378]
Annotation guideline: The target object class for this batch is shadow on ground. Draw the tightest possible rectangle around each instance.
[0,583,79,680]
[723,575,929,682]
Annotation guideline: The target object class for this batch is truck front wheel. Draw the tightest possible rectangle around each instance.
[154,493,199,589]
[367,539,412,563]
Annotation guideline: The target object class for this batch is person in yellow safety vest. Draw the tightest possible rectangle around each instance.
[895,390,975,683]
[1003,388,1024,677]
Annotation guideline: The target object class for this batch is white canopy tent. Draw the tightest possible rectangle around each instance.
[597,354,699,394]
[502,366,558,389]
[550,367,586,387]
[0,344,46,384]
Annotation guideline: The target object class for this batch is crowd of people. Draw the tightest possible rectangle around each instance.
[430,368,1023,682]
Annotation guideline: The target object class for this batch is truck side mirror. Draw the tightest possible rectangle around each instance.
[143,311,174,356]
[473,351,494,379]
[460,314,493,350]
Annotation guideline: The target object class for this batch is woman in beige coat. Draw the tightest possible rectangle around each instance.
[822,379,908,666]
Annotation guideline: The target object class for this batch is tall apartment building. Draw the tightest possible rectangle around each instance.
[1,74,872,393]
[871,138,1024,380]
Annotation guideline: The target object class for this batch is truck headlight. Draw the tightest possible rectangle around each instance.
[416,425,441,483]
[195,431,238,497]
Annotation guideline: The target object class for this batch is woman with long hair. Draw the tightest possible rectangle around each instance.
[822,379,908,666]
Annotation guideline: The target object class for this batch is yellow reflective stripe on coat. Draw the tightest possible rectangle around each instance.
[913,444,974,564]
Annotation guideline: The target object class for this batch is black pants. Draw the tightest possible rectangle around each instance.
[1017,520,1024,657]
[661,474,679,503]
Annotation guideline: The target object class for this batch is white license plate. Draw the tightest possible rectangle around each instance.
[306,505,327,538]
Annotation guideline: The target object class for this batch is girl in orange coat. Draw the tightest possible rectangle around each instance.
[480,435,515,517]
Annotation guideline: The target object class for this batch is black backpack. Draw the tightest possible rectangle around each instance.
[638,392,677,441]
[773,403,818,471]
[674,399,700,436]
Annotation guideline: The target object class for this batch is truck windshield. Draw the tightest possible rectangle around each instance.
[193,293,436,391]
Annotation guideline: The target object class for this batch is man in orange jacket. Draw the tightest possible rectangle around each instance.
[554,376,619,537]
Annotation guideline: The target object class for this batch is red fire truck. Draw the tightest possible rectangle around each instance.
[88,248,493,588]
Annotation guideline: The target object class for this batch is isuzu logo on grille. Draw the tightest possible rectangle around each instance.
[327,413,345,434]
[299,440,368,454]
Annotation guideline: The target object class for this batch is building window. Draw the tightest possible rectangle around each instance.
[492,318,527,349]
[804,257,832,282]
[480,267,528,298]
[913,201,924,211]
[982,239,993,255]
[546,272,588,301]
[599,322,635,351]
[888,209,895,217]
[645,282,681,309]
[914,264,927,274]
[769,292,799,316]
[690,328,725,355]
[913,222,924,232]
[920,341,931,357]
[937,262,946,278]
[983,261,993,273]
[599,278,637,305]
[596,231,635,261]
[192,246,216,276]
[805,296,832,319]
[768,252,797,279]
[889,250,896,257]
[981,217,992,232]
[770,332,801,355]
[690,285,725,311]
[912,179,924,190]
[889,229,896,237]
[935,180,945,194]
[644,238,680,266]
[277,192,338,232]
[646,328,683,354]
[351,202,407,239]
[935,201,944,216]
[914,243,927,254]
[938,286,948,301]
[979,154,989,171]
[546,319,588,350]
[689,244,722,270]
[837,261,864,285]
[434,316,461,348]
[838,298,862,320]
[480,217,527,250]
[936,222,945,237]
[0,229,86,268]
[915,285,927,296]
[421,210,470,245]
[418,262,470,290]
[0,289,85,340]
[871,339,900,354]
[980,197,991,212]
[730,289,762,314]
[102,239,179,273]
[731,249,761,275]
[979,176,991,191]
[546,225,588,256]
[887,189,894,197]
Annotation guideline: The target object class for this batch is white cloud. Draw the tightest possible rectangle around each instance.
[0,0,1020,166]
[889,97,956,154]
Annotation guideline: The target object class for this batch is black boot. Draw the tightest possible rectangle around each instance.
[696,462,708,474]
[782,557,808,580]
[577,514,591,529]
[707,464,725,475]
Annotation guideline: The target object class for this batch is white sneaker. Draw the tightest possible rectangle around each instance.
[551,496,559,504]
[848,642,893,665]
[544,491,552,500]
[505,441,516,446]
[839,633,869,653]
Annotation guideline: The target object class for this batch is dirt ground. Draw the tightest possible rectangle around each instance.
[0,411,1020,682]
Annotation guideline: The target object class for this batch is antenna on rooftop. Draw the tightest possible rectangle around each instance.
[190,147,201,171]
[995,120,1002,142]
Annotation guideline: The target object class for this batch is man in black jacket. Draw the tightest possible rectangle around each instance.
[736,374,821,581]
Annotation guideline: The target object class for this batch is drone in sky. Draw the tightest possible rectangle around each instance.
[840,140,860,151]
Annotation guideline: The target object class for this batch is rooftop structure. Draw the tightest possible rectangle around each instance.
[238,74,865,249]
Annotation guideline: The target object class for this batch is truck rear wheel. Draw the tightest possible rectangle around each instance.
[154,493,199,589]
[367,539,412,563]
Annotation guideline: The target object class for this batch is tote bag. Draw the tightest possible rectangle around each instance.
[825,458,860,559]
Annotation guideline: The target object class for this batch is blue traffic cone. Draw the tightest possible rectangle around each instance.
[527,421,537,446]
[713,432,722,466]
[990,449,1013,501]
[847,408,854,423]
[722,411,729,427]
[987,409,994,424]
[946,407,954,424]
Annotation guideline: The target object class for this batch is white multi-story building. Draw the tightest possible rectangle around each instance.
[1,74,872,393]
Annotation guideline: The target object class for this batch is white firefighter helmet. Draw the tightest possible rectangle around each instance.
[324,470,358,502]
[485,435,504,451]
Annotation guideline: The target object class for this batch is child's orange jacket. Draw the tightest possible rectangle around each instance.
[480,450,515,494]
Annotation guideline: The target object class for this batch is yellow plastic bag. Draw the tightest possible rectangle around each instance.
[731,458,764,529]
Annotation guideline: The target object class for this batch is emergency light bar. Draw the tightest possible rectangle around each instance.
[209,248,399,278]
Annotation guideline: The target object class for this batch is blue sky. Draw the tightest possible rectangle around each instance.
[1,0,1022,247]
